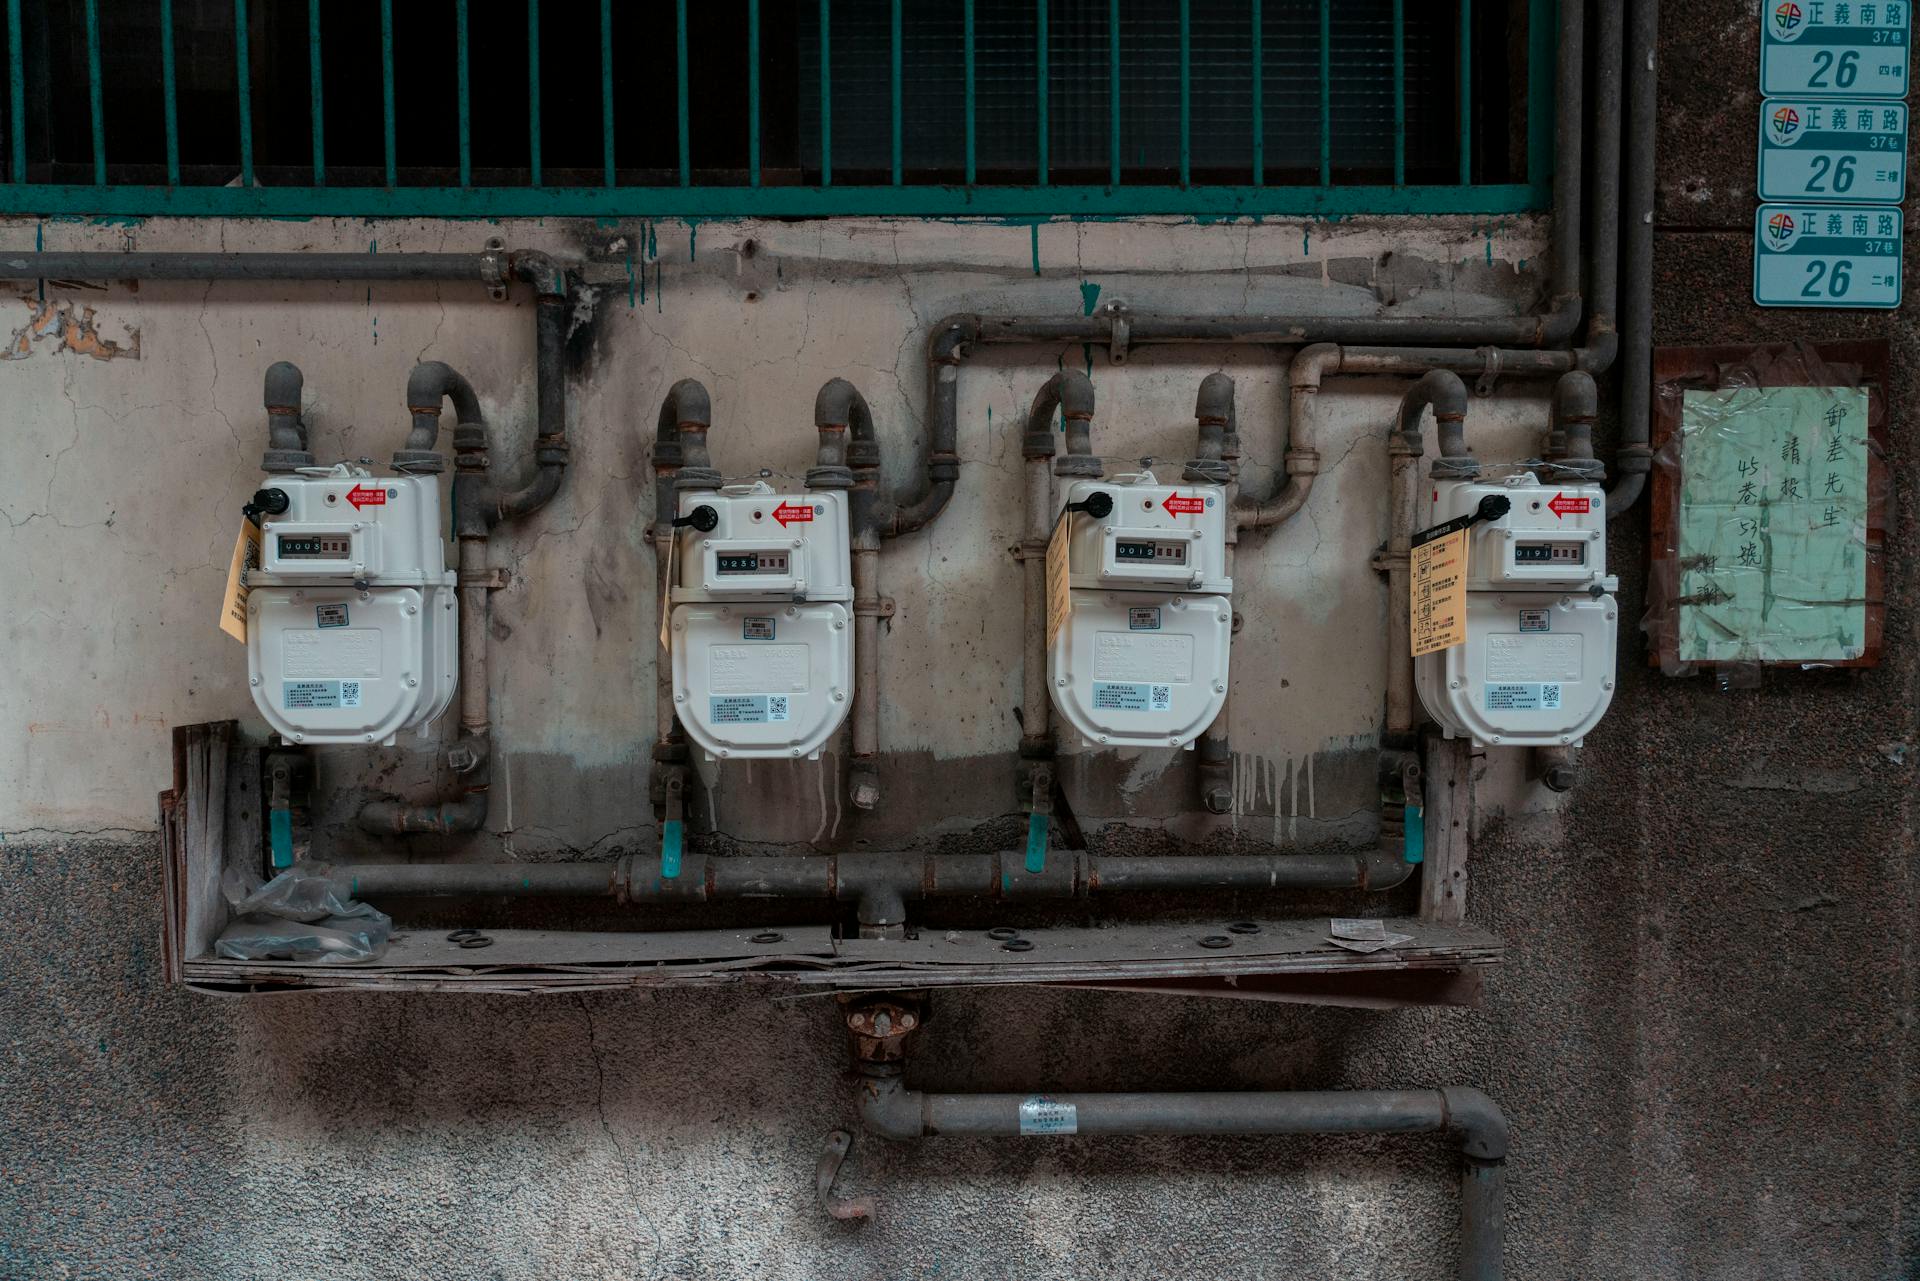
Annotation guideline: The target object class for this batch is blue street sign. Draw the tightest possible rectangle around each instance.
[1759,99,1908,200]
[1760,1,1910,98]
[1753,203,1904,307]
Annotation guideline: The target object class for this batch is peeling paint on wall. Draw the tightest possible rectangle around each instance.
[3,297,141,361]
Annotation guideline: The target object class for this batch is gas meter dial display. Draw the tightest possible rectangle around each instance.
[670,485,854,760]
[1414,473,1617,748]
[245,468,457,746]
[1048,478,1232,749]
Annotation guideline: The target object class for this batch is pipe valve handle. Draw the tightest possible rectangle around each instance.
[673,505,720,532]
[1064,491,1113,519]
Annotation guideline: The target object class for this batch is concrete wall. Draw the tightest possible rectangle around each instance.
[3,4,1917,1275]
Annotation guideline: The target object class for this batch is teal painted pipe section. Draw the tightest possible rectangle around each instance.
[818,0,832,186]
[234,0,252,189]
[83,0,103,184]
[1402,804,1424,864]
[890,0,902,185]
[661,819,684,879]
[1036,0,1048,185]
[0,181,1545,219]
[962,0,975,184]
[9,0,28,183]
[600,0,615,187]
[1177,0,1188,188]
[1317,0,1330,186]
[1106,0,1118,187]
[748,0,761,185]
[269,808,293,870]
[308,0,324,186]
[1458,0,1473,185]
[456,0,470,186]
[1392,0,1404,186]
[1250,0,1262,185]
[1025,813,1048,874]
[526,0,540,186]
[1526,0,1554,196]
[676,0,690,186]
[381,0,397,187]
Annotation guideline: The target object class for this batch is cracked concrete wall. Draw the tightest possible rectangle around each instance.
[0,213,1557,854]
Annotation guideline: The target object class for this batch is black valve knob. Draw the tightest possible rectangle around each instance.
[673,504,719,532]
[1474,494,1512,524]
[1065,491,1114,519]
[243,487,290,526]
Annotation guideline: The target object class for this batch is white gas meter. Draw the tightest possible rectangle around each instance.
[1047,475,1232,749]
[245,465,458,745]
[1414,472,1618,747]
[669,482,853,760]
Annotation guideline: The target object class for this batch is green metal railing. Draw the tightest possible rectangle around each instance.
[0,0,1555,219]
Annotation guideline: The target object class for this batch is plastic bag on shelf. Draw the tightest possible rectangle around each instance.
[214,864,392,965]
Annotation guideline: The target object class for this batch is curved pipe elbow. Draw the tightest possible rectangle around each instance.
[1191,372,1235,466]
[1551,370,1600,462]
[499,465,564,522]
[261,360,311,470]
[1441,1086,1510,1162]
[660,378,715,476]
[1030,370,1097,470]
[407,360,483,426]
[1362,849,1418,891]
[507,249,567,298]
[1398,369,1473,471]
[857,1075,928,1143]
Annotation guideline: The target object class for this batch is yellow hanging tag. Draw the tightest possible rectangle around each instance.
[658,528,677,652]
[1045,511,1073,650]
[219,521,263,644]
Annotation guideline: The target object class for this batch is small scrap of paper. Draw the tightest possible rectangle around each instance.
[1328,918,1414,954]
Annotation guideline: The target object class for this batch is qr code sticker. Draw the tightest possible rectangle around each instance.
[1541,684,1561,709]
[768,695,790,721]
[341,681,362,708]
[1150,685,1172,711]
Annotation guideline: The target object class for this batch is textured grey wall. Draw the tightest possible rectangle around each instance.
[3,4,1918,1278]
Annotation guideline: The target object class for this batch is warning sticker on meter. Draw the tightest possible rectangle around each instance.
[1410,528,1469,657]
[315,603,349,629]
[284,680,362,710]
[1519,609,1552,633]
[1128,606,1162,631]
[741,617,776,640]
[710,694,790,724]
[1485,682,1563,712]
[1092,681,1172,712]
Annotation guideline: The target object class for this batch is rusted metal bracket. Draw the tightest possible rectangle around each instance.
[1100,299,1133,365]
[480,237,509,302]
[1472,345,1503,398]
[1369,546,1408,577]
[815,1130,874,1224]
[459,567,512,591]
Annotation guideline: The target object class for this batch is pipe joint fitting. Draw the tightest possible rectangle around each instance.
[1053,454,1105,478]
[1182,459,1232,485]
[1441,1086,1510,1161]
[1282,447,1322,477]
[1021,431,1058,461]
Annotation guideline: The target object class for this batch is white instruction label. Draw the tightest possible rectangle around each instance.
[710,694,791,724]
[1018,1096,1078,1135]
[1485,682,1563,712]
[284,679,363,710]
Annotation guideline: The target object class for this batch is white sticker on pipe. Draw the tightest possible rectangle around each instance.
[1018,1096,1078,1135]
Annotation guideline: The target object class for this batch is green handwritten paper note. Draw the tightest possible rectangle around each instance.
[1676,386,1869,664]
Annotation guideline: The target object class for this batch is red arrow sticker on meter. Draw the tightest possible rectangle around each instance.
[1162,494,1206,516]
[346,484,387,511]
[1547,493,1590,519]
[773,502,815,528]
